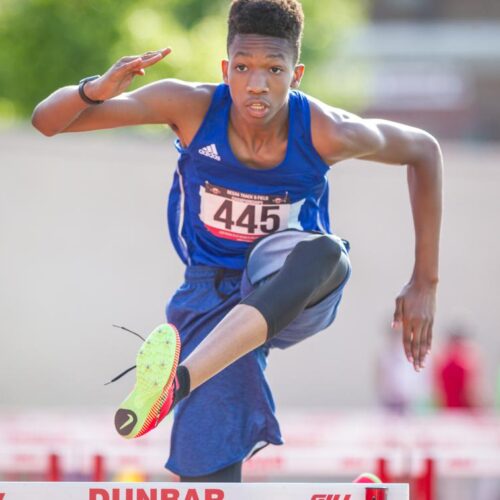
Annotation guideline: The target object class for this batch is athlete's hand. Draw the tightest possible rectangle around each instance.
[84,48,172,101]
[392,281,436,372]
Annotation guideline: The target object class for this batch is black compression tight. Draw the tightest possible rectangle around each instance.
[180,460,242,483]
[241,236,350,339]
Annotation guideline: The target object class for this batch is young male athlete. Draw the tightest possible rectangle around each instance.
[32,0,442,483]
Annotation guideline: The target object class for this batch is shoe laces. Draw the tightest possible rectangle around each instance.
[104,325,146,386]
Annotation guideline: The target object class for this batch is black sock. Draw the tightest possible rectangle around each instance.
[173,365,191,406]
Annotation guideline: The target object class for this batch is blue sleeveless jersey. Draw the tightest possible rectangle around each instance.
[167,83,331,270]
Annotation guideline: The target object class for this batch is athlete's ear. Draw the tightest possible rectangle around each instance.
[221,60,229,84]
[291,64,305,89]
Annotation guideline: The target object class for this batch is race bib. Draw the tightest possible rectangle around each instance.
[199,181,296,243]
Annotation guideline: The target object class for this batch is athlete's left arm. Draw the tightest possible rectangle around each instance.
[311,103,443,372]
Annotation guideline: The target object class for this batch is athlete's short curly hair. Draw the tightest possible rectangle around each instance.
[227,0,304,63]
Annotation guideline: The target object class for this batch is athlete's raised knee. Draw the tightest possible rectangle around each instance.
[290,236,344,278]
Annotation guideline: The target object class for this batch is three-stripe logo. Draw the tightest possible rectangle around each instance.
[199,144,221,161]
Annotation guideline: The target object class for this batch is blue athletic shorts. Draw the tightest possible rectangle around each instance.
[165,231,351,476]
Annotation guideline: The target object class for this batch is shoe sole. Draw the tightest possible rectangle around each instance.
[114,323,180,439]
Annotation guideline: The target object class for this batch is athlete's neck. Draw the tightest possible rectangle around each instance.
[229,103,289,152]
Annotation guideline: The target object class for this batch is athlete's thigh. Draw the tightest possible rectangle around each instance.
[240,229,351,349]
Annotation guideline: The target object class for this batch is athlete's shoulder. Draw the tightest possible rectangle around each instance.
[307,95,360,130]
[140,80,217,144]
[303,95,386,165]
[307,95,359,164]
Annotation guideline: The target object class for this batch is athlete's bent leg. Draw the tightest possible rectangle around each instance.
[182,235,349,391]
[241,235,350,339]
[116,233,350,439]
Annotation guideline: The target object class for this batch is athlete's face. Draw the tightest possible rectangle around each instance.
[222,34,305,123]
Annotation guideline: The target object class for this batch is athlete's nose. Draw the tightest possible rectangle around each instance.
[246,71,269,94]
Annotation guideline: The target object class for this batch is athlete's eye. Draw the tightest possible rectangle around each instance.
[270,67,283,74]
[235,64,247,72]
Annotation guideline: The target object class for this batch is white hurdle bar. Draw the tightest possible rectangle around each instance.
[0,482,409,500]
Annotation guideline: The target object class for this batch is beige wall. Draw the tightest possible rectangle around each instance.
[1,128,498,409]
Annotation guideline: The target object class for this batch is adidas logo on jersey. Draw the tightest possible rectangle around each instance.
[199,144,221,162]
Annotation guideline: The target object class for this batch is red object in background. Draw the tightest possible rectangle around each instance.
[352,471,387,500]
[375,456,435,500]
[434,334,481,408]
[376,458,389,483]
[47,454,61,481]
[365,486,388,500]
[92,455,105,482]
[418,458,435,500]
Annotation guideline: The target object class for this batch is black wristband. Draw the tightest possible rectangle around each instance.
[78,75,104,105]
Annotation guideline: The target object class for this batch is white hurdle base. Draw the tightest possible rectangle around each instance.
[0,482,409,500]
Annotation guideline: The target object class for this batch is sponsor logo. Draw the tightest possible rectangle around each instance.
[311,495,352,500]
[89,487,224,500]
[198,144,221,162]
[114,409,137,436]
[119,414,135,431]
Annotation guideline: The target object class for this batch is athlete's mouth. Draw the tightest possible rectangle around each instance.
[245,100,270,116]
[248,102,267,110]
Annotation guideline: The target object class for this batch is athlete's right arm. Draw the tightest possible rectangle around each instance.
[32,49,207,137]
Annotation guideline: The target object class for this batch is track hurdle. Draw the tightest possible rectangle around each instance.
[0,482,409,500]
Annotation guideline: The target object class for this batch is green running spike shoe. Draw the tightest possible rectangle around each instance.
[114,323,181,439]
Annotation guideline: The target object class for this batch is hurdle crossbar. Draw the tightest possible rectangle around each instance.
[0,482,409,500]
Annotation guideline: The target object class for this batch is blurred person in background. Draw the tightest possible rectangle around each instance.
[435,328,497,500]
[376,323,432,414]
[433,326,486,409]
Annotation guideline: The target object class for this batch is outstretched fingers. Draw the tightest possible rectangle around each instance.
[114,48,171,76]
[401,317,414,367]
[394,297,413,363]
[412,320,426,371]
[421,319,433,359]
[393,282,436,372]
[139,47,172,69]
[113,57,143,77]
[414,317,433,370]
